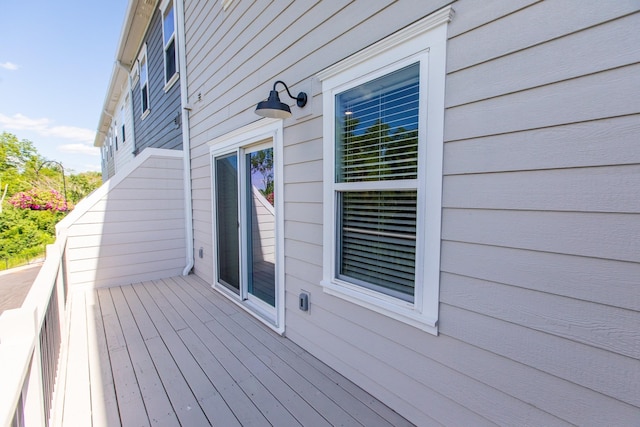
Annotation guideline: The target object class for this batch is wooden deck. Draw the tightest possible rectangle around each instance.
[53,274,412,426]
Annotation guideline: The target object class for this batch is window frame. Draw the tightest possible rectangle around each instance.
[160,0,179,91]
[120,104,126,144]
[113,122,119,151]
[138,45,150,119]
[317,6,452,334]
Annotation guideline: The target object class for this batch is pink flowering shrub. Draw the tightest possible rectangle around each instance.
[9,188,70,211]
[266,192,274,206]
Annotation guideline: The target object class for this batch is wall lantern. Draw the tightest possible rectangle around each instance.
[255,80,307,119]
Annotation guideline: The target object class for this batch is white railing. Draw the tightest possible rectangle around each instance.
[0,232,69,427]
[0,148,188,427]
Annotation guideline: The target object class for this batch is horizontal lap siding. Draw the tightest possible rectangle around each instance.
[446,0,640,72]
[114,95,135,173]
[444,115,640,174]
[185,0,640,425]
[445,63,640,141]
[440,1,640,426]
[64,154,186,288]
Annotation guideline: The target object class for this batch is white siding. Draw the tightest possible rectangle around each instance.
[102,88,135,179]
[113,93,135,172]
[58,149,186,289]
[184,1,640,425]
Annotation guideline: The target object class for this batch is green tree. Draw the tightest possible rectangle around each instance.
[0,205,63,259]
[68,171,102,204]
[0,132,42,196]
[0,131,103,269]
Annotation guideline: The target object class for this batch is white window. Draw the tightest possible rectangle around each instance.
[120,104,126,144]
[113,122,119,151]
[318,6,452,334]
[108,131,114,158]
[160,0,178,90]
[138,46,150,118]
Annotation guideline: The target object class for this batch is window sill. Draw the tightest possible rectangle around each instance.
[163,73,179,93]
[141,109,150,120]
[321,279,438,335]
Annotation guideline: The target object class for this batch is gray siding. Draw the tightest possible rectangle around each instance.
[185,1,640,425]
[132,8,182,155]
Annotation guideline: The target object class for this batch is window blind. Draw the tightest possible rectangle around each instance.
[334,62,420,301]
[336,63,419,183]
[338,190,417,301]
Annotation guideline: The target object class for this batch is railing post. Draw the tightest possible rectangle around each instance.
[24,307,47,427]
[0,308,43,427]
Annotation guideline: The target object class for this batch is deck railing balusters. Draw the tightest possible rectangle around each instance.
[0,236,69,427]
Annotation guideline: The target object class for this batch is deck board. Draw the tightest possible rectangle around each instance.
[153,278,301,426]
[111,286,180,426]
[97,288,149,426]
[57,274,412,426]
[131,281,215,426]
[62,291,91,426]
[86,290,119,427]
[178,275,408,426]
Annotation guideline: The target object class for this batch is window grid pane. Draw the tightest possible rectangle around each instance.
[140,58,147,85]
[165,39,176,81]
[338,191,417,301]
[141,85,149,112]
[336,63,420,183]
[163,2,174,45]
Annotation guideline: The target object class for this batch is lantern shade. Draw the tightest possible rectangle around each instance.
[255,81,307,119]
[255,90,292,118]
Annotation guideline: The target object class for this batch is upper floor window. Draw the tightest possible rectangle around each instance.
[120,104,126,143]
[318,6,452,335]
[138,46,150,118]
[108,131,114,158]
[113,122,119,151]
[160,0,178,90]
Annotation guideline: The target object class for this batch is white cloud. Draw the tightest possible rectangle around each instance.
[0,113,98,161]
[58,143,100,156]
[48,125,96,142]
[0,62,19,70]
[0,113,51,133]
[0,112,96,143]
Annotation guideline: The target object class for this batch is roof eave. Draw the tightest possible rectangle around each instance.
[94,0,157,147]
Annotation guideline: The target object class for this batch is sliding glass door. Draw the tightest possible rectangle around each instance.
[246,146,276,307]
[213,141,277,319]
[214,153,240,293]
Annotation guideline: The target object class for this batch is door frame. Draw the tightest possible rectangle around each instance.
[209,118,285,334]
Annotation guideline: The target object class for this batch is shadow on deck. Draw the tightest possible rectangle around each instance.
[54,274,412,426]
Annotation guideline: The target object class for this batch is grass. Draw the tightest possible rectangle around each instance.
[0,247,46,271]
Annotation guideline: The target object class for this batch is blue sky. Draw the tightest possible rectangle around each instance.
[0,1,128,173]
